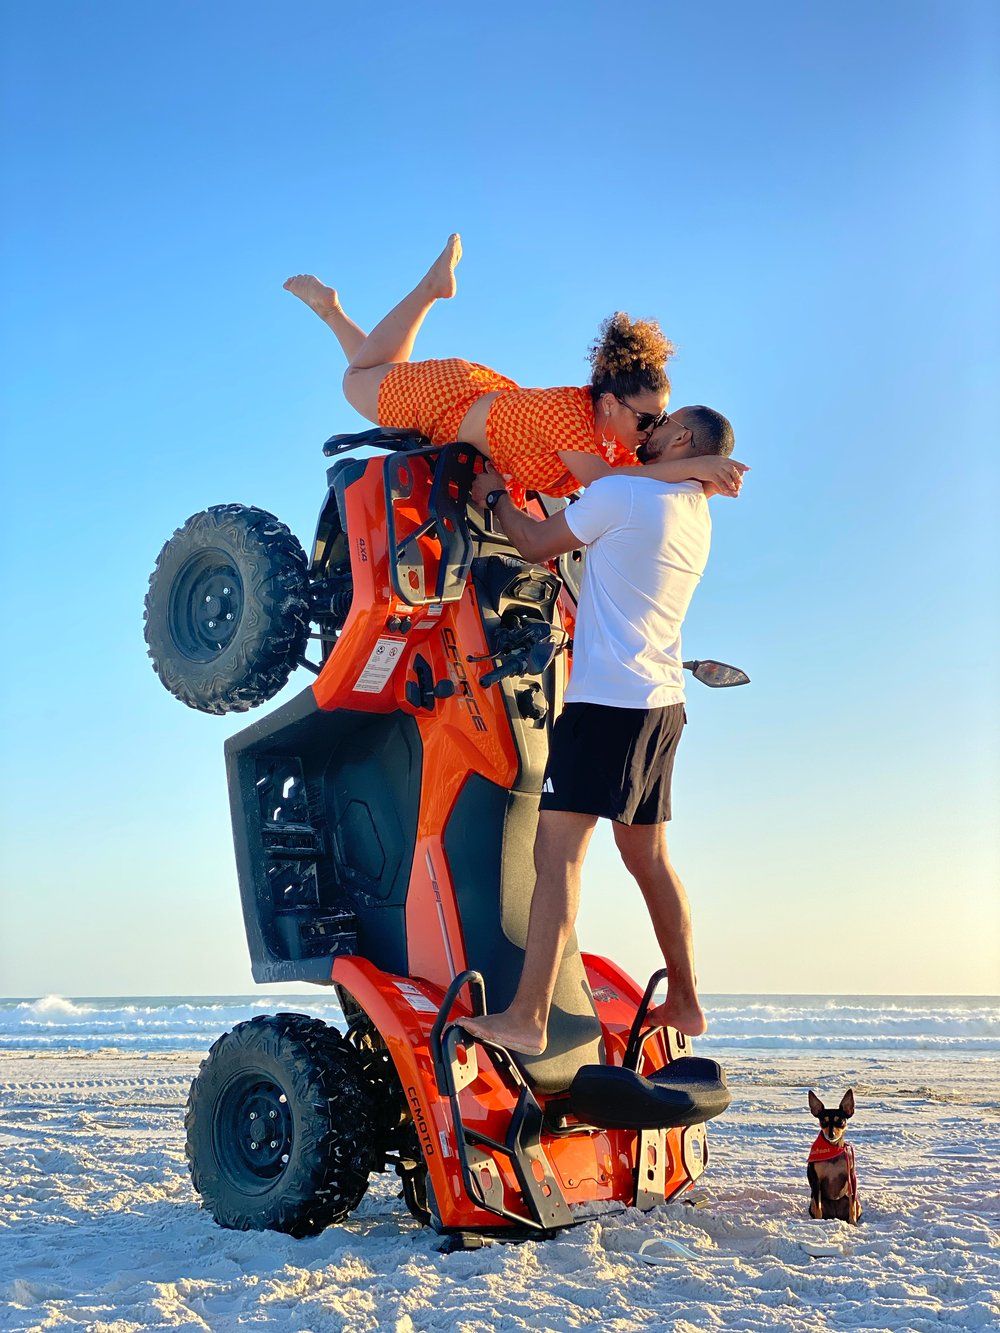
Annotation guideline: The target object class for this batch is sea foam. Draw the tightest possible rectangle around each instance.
[1,993,996,1054]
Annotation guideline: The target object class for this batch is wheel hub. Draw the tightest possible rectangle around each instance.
[215,1077,294,1188]
[167,551,245,662]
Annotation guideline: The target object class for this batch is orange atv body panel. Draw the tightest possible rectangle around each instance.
[332,954,700,1230]
[222,437,725,1235]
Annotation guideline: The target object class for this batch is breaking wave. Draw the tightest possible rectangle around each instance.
[695,995,1000,1054]
[0,995,346,1050]
[1,993,996,1053]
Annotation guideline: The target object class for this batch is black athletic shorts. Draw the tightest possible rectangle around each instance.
[538,701,686,826]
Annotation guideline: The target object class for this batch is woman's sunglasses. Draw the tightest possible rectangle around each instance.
[615,396,669,434]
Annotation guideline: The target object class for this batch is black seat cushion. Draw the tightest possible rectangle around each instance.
[568,1056,731,1130]
[445,779,604,1094]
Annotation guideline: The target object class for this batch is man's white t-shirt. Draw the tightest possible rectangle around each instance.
[561,475,711,708]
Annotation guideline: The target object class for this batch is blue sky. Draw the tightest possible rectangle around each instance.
[1,1,997,998]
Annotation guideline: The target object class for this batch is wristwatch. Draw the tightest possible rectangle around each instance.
[485,488,507,511]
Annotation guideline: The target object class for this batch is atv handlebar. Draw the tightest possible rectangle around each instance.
[479,654,532,689]
[475,615,566,689]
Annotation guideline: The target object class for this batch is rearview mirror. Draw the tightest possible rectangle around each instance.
[683,659,750,688]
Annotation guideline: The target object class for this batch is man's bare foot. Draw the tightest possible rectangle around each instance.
[646,995,708,1038]
[283,274,341,319]
[420,233,462,300]
[462,1010,546,1056]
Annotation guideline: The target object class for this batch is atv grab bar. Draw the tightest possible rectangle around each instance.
[430,969,487,1096]
[430,969,575,1233]
[322,427,432,456]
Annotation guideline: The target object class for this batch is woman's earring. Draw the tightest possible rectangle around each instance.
[600,401,614,444]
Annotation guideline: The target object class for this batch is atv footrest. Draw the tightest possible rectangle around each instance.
[567,1057,730,1130]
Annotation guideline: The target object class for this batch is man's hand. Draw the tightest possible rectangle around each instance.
[471,465,507,510]
[468,465,578,563]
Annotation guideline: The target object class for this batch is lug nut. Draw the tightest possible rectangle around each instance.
[269,1110,276,1119]
[270,1140,278,1148]
[226,613,233,621]
[249,1112,257,1120]
[207,620,216,628]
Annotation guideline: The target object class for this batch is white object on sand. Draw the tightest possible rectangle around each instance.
[638,1236,723,1264]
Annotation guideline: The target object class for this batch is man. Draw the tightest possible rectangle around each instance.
[463,406,742,1056]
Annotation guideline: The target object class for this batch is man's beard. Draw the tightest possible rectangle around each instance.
[636,439,655,464]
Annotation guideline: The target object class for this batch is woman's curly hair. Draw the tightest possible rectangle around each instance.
[588,312,675,403]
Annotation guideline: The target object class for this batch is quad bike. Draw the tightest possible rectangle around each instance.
[144,428,747,1245]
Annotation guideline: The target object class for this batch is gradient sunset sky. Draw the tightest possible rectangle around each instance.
[1,1,997,997]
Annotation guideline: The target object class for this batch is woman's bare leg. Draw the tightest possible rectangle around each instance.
[347,233,462,369]
[338,234,461,421]
[282,276,368,362]
[285,233,462,426]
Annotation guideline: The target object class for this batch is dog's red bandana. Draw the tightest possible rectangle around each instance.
[808,1135,857,1194]
[808,1133,847,1163]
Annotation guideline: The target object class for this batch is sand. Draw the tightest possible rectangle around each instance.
[1,1046,997,1332]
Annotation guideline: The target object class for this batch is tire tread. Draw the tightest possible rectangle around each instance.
[144,505,310,714]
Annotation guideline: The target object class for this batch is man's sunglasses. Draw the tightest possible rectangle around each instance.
[615,396,669,434]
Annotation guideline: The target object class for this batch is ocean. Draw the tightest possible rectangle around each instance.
[2,992,997,1056]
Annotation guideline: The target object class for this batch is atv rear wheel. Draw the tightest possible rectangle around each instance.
[144,504,310,714]
[185,1012,377,1236]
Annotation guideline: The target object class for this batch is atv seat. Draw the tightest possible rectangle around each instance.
[567,1056,730,1129]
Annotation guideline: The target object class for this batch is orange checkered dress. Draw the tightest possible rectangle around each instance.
[377,358,637,498]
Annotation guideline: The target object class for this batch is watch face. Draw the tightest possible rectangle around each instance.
[487,490,504,510]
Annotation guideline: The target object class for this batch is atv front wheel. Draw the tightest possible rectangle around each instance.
[144,504,310,714]
[185,1012,377,1236]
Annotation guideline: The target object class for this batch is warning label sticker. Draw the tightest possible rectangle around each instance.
[353,637,406,694]
[395,982,440,1015]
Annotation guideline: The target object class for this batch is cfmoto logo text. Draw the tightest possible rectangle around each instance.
[406,1085,435,1157]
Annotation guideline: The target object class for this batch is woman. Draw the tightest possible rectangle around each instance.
[284,235,745,498]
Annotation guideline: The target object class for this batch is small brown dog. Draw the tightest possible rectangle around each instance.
[807,1089,862,1223]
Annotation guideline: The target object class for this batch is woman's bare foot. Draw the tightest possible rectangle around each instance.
[283,274,341,319]
[646,995,708,1038]
[420,233,462,300]
[462,1010,546,1057]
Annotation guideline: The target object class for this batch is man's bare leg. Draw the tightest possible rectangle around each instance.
[612,821,707,1036]
[282,275,368,362]
[463,811,597,1056]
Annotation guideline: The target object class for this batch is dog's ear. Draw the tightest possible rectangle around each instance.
[840,1088,855,1119]
[808,1090,824,1117]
